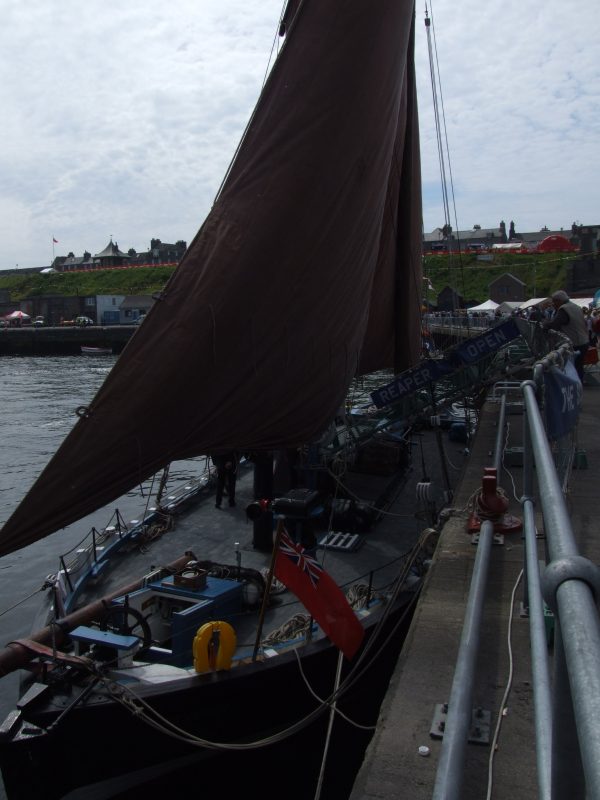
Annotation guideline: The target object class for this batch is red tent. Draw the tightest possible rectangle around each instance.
[537,235,576,253]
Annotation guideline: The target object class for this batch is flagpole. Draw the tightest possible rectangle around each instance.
[252,516,286,661]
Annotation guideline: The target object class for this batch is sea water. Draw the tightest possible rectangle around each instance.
[0,357,395,799]
[0,355,211,798]
[0,358,114,687]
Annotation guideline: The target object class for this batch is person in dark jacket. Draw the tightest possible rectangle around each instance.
[211,452,238,508]
[542,290,589,380]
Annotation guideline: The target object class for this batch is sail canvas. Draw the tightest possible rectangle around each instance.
[0,0,422,556]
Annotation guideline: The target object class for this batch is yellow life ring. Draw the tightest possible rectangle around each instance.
[193,621,237,673]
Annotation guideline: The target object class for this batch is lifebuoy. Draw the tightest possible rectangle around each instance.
[193,621,237,673]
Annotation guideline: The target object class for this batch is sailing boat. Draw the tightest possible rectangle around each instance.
[0,2,426,797]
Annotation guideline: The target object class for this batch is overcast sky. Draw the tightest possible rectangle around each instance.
[1,0,598,269]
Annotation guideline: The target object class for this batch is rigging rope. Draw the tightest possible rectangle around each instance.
[0,585,47,619]
[424,2,469,318]
[213,0,292,204]
[425,7,450,234]
[314,650,345,800]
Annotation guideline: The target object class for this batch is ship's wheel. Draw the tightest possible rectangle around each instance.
[99,605,152,650]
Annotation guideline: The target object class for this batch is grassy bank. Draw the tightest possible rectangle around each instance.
[424,252,573,302]
[0,251,584,304]
[0,266,176,300]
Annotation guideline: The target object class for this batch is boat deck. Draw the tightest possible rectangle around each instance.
[73,432,452,662]
[0,428,461,800]
[350,377,600,799]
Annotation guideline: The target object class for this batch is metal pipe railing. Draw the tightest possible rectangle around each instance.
[520,391,553,799]
[432,520,494,800]
[522,379,600,797]
[551,619,585,798]
[426,350,600,800]
[432,393,508,799]
[521,498,552,800]
[492,393,507,476]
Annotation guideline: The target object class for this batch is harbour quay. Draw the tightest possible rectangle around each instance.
[351,380,600,800]
[0,325,136,356]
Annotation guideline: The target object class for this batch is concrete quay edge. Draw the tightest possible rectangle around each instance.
[351,379,600,799]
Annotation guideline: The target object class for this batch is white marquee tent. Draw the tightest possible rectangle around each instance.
[467,299,499,312]
[520,296,593,310]
[570,297,594,308]
[519,297,549,310]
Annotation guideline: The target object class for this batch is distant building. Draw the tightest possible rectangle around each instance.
[18,294,95,325]
[573,224,599,255]
[568,224,600,294]
[423,224,505,254]
[8,293,156,326]
[436,286,465,311]
[97,295,126,325]
[423,220,589,255]
[93,240,131,269]
[58,251,95,272]
[489,273,526,303]
[51,238,186,273]
[119,296,154,324]
[129,239,187,266]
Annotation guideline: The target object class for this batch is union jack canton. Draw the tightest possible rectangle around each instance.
[279,531,322,588]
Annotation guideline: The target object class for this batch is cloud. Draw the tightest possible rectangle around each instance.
[0,0,598,267]
[416,0,600,233]
[1,0,282,266]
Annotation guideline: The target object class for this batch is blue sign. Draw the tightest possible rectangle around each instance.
[454,319,521,364]
[370,319,521,408]
[370,358,456,407]
[543,358,582,440]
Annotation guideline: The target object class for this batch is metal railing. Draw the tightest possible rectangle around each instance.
[432,344,600,799]
[522,371,600,798]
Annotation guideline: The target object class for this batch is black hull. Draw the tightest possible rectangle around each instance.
[0,592,417,800]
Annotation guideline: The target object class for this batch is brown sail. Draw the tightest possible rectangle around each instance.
[0,0,422,557]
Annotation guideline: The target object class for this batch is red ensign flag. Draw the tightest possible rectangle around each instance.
[274,530,365,660]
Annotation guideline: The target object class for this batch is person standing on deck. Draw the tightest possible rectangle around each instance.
[542,290,589,381]
[212,452,238,509]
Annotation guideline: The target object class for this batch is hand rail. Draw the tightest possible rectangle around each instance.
[430,346,600,800]
[521,379,600,798]
[432,520,495,800]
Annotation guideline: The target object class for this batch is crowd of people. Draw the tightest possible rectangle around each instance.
[425,291,600,382]
[505,291,598,381]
